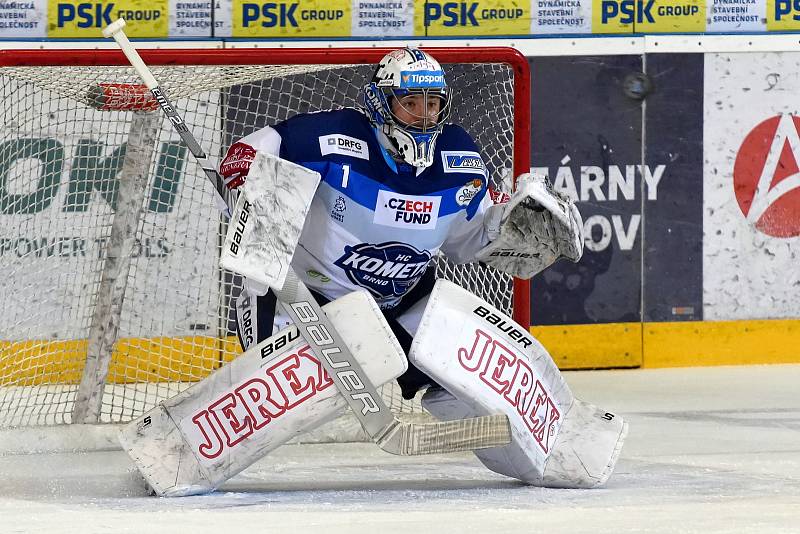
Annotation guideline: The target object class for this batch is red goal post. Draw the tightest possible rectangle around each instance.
[0,47,530,429]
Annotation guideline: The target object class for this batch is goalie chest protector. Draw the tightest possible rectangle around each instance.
[244,108,492,310]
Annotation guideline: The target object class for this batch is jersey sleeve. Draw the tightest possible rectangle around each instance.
[438,126,496,264]
[440,191,495,264]
[441,126,493,263]
[236,124,284,156]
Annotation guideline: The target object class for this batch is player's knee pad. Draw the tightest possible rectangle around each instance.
[410,280,627,488]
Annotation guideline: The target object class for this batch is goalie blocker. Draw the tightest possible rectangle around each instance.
[119,290,406,497]
[410,280,627,488]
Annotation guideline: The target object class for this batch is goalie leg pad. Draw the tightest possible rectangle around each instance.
[410,280,626,488]
[422,388,627,488]
[119,290,406,497]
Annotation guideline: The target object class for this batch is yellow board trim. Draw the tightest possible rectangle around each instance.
[643,319,800,368]
[0,336,241,386]
[531,319,800,369]
[4,318,799,385]
[530,322,642,369]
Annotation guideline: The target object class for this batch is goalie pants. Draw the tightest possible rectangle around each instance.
[234,268,440,400]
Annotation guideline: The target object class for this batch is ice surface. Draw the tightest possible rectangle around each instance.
[1,365,799,534]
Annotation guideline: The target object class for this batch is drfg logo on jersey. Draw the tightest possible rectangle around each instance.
[185,345,332,461]
[319,134,369,160]
[734,114,800,238]
[374,190,441,229]
[334,241,431,306]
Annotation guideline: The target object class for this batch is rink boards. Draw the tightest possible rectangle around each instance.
[1,47,800,381]
[527,50,800,368]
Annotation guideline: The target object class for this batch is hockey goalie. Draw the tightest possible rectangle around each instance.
[118,46,626,497]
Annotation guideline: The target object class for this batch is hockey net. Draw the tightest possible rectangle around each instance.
[0,48,530,433]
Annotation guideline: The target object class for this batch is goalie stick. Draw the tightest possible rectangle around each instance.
[102,18,511,455]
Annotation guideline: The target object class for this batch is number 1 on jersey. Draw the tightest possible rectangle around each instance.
[341,164,350,189]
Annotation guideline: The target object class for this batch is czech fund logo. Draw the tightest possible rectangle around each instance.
[593,0,705,32]
[47,0,168,37]
[767,0,800,30]
[232,0,350,36]
[733,114,800,238]
[415,0,530,36]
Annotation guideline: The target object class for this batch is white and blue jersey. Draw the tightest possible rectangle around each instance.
[238,108,493,312]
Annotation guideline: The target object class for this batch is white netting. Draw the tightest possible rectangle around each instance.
[0,54,519,429]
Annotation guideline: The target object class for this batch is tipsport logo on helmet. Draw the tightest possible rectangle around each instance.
[733,114,800,238]
[400,71,446,89]
[334,242,431,305]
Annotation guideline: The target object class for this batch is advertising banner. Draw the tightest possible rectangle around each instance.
[642,53,704,322]
[636,0,706,32]
[415,0,532,35]
[591,0,633,32]
[170,0,218,36]
[766,0,800,30]
[224,0,351,37]
[0,0,797,38]
[47,0,169,38]
[351,0,413,36]
[0,0,45,38]
[706,0,764,32]
[592,0,705,33]
[0,89,223,339]
[703,52,800,320]
[532,0,592,33]
[528,55,645,326]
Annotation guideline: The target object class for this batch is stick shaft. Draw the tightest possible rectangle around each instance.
[104,19,230,214]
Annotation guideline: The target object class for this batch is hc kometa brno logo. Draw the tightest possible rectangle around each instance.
[334,241,431,305]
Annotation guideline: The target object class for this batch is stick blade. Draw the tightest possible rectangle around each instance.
[377,414,512,456]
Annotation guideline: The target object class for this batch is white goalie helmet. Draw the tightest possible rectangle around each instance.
[362,47,452,168]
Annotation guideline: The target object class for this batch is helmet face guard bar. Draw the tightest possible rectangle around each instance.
[388,88,452,133]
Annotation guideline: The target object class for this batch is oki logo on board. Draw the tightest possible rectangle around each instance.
[734,114,800,238]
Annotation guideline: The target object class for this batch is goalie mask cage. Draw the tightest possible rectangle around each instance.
[0,47,530,431]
